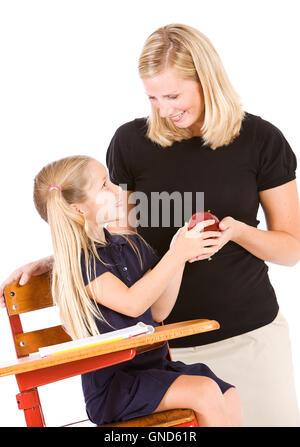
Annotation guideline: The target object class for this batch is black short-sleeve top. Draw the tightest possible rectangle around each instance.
[106,112,297,347]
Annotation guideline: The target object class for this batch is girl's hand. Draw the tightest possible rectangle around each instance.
[0,256,54,308]
[188,216,242,263]
[171,220,222,263]
[170,226,185,249]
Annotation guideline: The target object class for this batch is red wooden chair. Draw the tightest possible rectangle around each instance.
[0,272,219,427]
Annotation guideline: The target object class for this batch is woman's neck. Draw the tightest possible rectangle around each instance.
[189,111,205,137]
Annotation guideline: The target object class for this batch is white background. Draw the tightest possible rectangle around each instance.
[0,0,299,427]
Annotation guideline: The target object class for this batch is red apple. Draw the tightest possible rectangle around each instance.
[188,210,220,232]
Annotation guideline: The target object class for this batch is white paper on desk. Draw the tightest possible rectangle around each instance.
[38,322,154,357]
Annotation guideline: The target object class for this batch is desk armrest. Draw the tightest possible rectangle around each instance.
[0,319,219,378]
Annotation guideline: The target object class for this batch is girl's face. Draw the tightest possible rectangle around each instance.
[75,160,124,235]
[142,68,205,136]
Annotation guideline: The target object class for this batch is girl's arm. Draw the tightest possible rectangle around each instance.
[150,225,195,323]
[149,264,185,323]
[86,222,221,318]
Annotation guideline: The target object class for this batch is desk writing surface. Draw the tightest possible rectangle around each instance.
[0,319,219,378]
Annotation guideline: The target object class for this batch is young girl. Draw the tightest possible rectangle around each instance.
[33,155,242,427]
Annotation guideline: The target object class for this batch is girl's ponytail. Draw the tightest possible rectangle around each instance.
[47,190,104,339]
[34,156,115,339]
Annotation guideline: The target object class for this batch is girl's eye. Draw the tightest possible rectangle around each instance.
[168,95,178,99]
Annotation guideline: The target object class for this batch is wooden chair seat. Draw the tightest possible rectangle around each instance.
[99,408,197,427]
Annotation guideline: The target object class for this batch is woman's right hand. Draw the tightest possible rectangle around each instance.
[171,220,221,263]
[0,255,54,308]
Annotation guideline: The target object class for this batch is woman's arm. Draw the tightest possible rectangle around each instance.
[222,180,300,267]
[0,255,54,307]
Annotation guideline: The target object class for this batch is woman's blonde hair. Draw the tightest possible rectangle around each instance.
[33,155,146,339]
[138,23,245,149]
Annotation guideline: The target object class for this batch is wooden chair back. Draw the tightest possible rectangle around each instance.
[4,272,71,358]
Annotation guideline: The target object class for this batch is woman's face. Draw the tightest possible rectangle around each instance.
[142,68,205,136]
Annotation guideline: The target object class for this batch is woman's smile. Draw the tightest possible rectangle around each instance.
[169,111,186,122]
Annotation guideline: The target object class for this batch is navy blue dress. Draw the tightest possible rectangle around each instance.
[80,227,234,425]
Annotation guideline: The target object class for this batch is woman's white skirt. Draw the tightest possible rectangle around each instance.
[170,312,300,427]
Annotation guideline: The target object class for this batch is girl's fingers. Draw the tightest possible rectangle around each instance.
[188,244,219,262]
[201,238,220,247]
[187,221,219,238]
[201,230,222,238]
[193,219,215,232]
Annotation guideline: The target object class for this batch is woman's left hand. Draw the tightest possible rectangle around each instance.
[188,216,243,263]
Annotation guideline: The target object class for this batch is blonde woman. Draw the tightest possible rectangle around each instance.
[31,155,241,426]
[104,24,300,427]
[1,23,300,426]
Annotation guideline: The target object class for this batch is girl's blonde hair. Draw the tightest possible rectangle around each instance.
[138,23,245,149]
[33,155,146,340]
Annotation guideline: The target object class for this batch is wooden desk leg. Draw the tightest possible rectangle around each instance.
[16,388,45,427]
